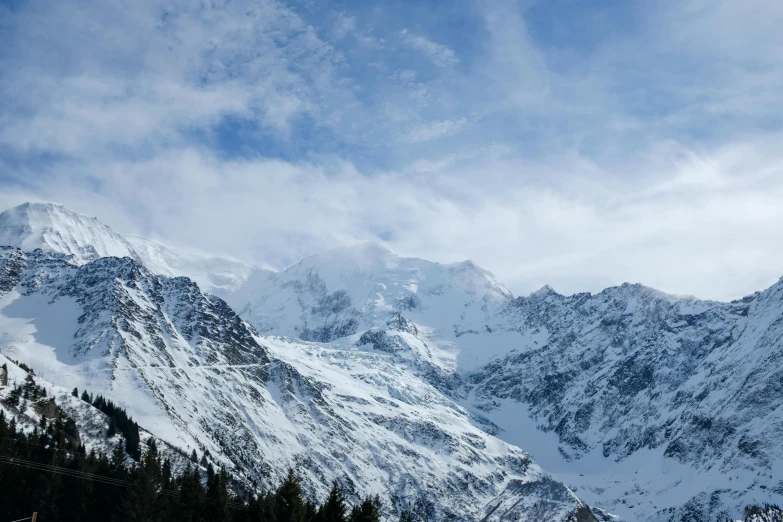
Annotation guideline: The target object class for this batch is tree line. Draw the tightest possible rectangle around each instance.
[73,386,141,461]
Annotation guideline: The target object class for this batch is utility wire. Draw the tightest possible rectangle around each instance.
[0,455,247,509]
[0,456,130,487]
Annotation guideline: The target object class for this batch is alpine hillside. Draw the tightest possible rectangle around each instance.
[224,220,783,521]
[3,201,782,521]
[0,205,601,522]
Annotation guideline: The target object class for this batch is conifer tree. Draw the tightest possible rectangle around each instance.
[179,463,206,522]
[349,495,382,522]
[275,468,306,522]
[125,420,141,460]
[60,452,95,521]
[110,441,127,475]
[206,466,233,522]
[6,385,21,407]
[116,450,163,522]
[262,491,278,522]
[317,481,348,522]
[398,510,415,522]
[304,499,318,522]
[162,458,173,487]
[31,465,61,521]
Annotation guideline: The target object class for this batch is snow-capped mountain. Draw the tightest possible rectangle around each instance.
[467,283,783,521]
[227,242,514,370]
[3,201,782,521]
[0,245,596,521]
[0,202,137,262]
[225,240,783,521]
[0,202,255,294]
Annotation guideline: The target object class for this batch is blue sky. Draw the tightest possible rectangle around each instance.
[1,0,783,300]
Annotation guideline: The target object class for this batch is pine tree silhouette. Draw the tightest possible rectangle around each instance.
[317,481,348,522]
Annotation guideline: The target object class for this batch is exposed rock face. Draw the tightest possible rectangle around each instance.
[740,505,783,522]
[456,283,782,521]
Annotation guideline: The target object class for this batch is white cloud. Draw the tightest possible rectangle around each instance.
[4,133,783,302]
[399,29,459,68]
[406,118,467,143]
[0,0,358,156]
[331,12,356,40]
[2,0,783,304]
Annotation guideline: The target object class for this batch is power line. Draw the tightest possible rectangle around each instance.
[0,456,130,487]
[0,455,248,509]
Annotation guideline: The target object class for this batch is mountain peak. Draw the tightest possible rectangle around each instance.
[9,201,97,219]
[0,201,135,263]
[528,284,558,298]
[4,201,72,222]
[0,202,258,294]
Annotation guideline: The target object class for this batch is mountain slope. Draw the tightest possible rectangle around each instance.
[0,202,137,262]
[226,244,783,521]
[227,242,514,372]
[464,283,783,521]
[0,353,193,476]
[0,246,595,521]
[7,202,781,520]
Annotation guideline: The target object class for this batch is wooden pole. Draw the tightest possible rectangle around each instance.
[31,513,37,522]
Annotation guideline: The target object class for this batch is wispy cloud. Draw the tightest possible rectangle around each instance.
[0,0,359,157]
[406,118,467,143]
[331,12,356,40]
[399,29,459,68]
